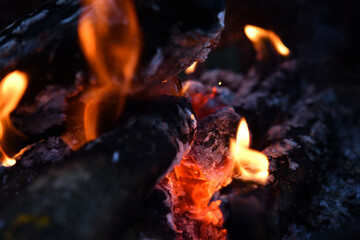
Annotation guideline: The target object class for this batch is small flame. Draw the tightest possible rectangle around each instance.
[230,118,269,184]
[77,0,141,142]
[185,61,198,74]
[0,71,28,167]
[244,25,290,56]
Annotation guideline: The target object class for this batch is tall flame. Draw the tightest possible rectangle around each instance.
[230,118,269,184]
[78,0,141,141]
[0,71,28,167]
[244,25,290,56]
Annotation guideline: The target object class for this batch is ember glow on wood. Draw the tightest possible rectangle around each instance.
[0,71,27,167]
[244,24,290,56]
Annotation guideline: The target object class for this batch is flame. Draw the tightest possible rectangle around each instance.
[0,71,28,167]
[185,61,198,74]
[77,0,141,142]
[230,118,269,184]
[244,25,290,56]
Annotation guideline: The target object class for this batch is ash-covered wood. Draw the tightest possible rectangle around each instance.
[0,96,196,240]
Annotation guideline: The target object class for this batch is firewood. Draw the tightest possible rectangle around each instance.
[0,0,224,141]
[0,96,196,240]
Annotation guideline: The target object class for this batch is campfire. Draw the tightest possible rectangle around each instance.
[0,0,360,239]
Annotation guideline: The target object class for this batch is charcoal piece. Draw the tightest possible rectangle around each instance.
[0,96,196,240]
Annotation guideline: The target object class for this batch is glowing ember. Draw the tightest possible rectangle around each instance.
[185,61,198,74]
[171,157,227,223]
[0,71,28,167]
[244,25,290,56]
[76,0,141,143]
[230,118,269,184]
[182,82,227,120]
[166,155,228,239]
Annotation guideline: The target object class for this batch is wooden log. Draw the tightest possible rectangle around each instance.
[0,96,196,240]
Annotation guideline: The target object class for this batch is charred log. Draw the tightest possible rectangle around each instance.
[0,96,196,240]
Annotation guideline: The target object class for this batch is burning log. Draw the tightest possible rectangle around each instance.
[0,0,224,93]
[0,96,196,239]
[0,0,224,144]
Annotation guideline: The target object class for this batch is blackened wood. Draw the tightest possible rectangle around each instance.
[0,96,196,240]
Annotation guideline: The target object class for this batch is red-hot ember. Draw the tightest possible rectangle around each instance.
[182,82,227,120]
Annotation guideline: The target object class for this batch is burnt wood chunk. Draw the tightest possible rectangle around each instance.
[0,96,196,240]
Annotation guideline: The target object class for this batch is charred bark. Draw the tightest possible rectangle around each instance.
[0,96,196,240]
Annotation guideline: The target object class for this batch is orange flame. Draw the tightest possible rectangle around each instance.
[244,25,290,56]
[0,71,28,167]
[185,61,198,74]
[78,0,141,141]
[230,118,269,184]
